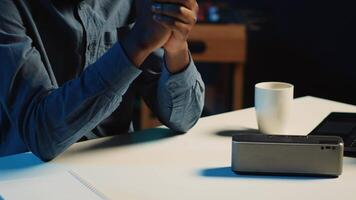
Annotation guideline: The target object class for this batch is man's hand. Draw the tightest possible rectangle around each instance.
[152,0,199,73]
[121,0,172,67]
[121,0,198,71]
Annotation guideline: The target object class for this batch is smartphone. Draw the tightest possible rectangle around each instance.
[309,112,356,156]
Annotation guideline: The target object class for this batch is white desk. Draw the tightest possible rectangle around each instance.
[1,96,356,199]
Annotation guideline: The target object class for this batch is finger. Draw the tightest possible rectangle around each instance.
[152,3,196,24]
[153,14,190,38]
[152,0,197,11]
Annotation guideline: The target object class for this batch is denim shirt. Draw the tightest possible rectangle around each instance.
[0,0,205,160]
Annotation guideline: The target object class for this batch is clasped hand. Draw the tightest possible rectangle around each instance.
[151,0,199,53]
[122,0,198,71]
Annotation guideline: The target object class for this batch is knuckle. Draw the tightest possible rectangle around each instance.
[195,2,199,12]
[177,6,184,15]
[189,0,196,9]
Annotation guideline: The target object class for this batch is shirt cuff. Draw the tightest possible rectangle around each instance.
[93,42,142,88]
[160,53,200,95]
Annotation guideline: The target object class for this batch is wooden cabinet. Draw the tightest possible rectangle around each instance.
[141,24,247,129]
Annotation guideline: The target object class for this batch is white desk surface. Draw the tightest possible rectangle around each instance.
[1,96,356,200]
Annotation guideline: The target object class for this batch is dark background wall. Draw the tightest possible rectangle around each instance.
[204,0,356,108]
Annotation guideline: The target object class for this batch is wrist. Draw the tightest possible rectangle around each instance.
[165,41,189,55]
[120,27,153,67]
[164,42,190,74]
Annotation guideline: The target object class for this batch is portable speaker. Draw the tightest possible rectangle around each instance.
[231,134,343,177]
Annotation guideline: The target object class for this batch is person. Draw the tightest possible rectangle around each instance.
[0,0,204,161]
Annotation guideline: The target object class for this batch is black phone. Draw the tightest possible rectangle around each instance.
[309,112,356,157]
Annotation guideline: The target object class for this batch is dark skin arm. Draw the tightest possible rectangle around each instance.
[121,0,198,73]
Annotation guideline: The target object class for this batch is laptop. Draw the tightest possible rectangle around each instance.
[309,112,356,157]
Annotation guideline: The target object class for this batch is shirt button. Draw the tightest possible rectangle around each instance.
[168,82,178,90]
[87,43,96,51]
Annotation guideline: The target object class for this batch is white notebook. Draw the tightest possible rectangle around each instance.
[0,171,109,200]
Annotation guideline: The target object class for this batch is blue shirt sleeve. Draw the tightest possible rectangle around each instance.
[0,26,141,160]
[156,55,205,132]
[137,49,205,133]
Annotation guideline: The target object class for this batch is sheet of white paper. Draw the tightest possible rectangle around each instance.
[0,171,108,200]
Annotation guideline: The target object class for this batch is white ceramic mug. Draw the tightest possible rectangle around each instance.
[255,82,294,134]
